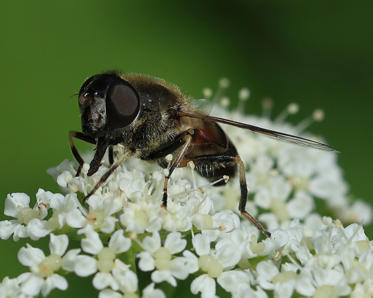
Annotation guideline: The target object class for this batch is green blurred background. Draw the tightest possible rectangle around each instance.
[1,0,372,296]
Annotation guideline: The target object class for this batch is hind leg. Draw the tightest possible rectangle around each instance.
[234,155,271,238]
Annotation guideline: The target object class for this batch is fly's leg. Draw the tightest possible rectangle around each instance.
[235,155,271,238]
[162,131,193,208]
[68,131,96,176]
[108,146,114,165]
[83,150,132,203]
[87,137,109,176]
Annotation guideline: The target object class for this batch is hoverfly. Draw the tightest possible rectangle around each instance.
[69,72,335,237]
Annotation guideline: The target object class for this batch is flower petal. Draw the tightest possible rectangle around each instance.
[35,189,60,218]
[62,249,81,272]
[138,252,155,271]
[212,211,240,233]
[74,255,97,276]
[65,209,86,228]
[143,283,165,298]
[20,274,43,296]
[295,271,315,296]
[100,216,117,234]
[142,232,161,253]
[217,270,251,294]
[170,258,190,280]
[5,193,30,217]
[41,274,68,296]
[109,230,131,254]
[287,192,313,219]
[256,260,279,290]
[93,272,118,291]
[192,234,210,256]
[49,234,69,256]
[12,224,28,241]
[191,274,216,298]
[26,219,50,240]
[164,232,186,254]
[112,261,138,293]
[151,270,177,287]
[99,289,122,298]
[182,251,199,274]
[0,220,18,240]
[18,244,45,267]
[215,239,242,268]
[80,227,103,255]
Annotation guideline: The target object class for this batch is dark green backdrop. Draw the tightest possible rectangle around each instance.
[1,1,372,297]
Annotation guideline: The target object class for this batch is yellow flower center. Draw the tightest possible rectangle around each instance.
[272,271,298,283]
[154,247,172,270]
[97,247,116,272]
[134,210,148,229]
[313,285,337,298]
[37,254,62,278]
[123,293,139,298]
[86,211,105,228]
[198,255,223,278]
[250,241,265,254]
[46,212,60,230]
[271,200,289,222]
[17,207,40,224]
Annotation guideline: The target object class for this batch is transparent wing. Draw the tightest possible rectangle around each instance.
[188,98,215,115]
[177,110,336,152]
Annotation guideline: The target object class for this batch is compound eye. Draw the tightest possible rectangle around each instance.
[107,83,140,128]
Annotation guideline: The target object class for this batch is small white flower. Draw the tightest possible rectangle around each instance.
[212,210,241,234]
[75,225,132,291]
[138,232,196,287]
[0,276,30,298]
[120,200,163,234]
[98,261,139,297]
[85,194,122,233]
[191,232,254,297]
[0,193,50,241]
[119,168,147,200]
[46,193,85,230]
[16,234,69,296]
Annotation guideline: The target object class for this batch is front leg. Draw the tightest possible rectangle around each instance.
[87,137,109,176]
[84,150,133,203]
[108,146,114,166]
[68,131,96,176]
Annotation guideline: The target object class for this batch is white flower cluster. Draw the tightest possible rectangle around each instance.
[0,82,372,297]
